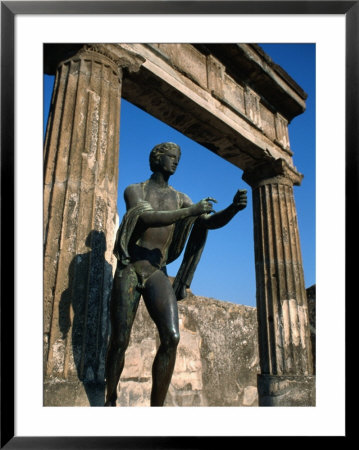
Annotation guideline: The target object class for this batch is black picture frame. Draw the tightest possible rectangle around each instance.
[1,1,354,447]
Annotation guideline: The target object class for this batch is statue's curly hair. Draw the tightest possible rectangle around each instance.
[149,142,181,172]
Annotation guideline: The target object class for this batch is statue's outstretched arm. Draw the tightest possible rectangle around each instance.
[200,189,247,230]
[139,205,204,227]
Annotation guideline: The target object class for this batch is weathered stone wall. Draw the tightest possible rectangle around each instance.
[44,286,315,407]
[118,294,259,407]
[117,285,316,407]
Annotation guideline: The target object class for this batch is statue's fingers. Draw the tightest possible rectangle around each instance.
[205,197,218,203]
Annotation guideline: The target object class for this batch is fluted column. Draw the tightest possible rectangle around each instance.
[243,159,315,406]
[43,45,143,405]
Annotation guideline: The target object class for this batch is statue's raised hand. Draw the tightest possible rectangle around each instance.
[233,189,247,210]
[192,197,217,215]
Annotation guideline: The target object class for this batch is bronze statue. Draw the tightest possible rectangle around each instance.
[104,142,247,406]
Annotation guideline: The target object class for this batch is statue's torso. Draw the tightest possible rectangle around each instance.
[129,181,182,278]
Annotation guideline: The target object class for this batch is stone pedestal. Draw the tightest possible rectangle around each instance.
[244,159,315,406]
[257,374,315,406]
[43,45,143,405]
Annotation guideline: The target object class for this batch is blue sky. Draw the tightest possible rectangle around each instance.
[44,44,315,307]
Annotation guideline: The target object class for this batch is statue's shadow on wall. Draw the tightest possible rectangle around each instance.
[59,230,113,406]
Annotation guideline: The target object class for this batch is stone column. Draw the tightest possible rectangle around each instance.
[43,45,143,405]
[243,159,315,406]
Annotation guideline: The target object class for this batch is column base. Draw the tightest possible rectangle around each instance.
[44,378,106,406]
[257,374,316,406]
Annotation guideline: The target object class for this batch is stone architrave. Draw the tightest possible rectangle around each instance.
[43,45,143,402]
[243,159,315,406]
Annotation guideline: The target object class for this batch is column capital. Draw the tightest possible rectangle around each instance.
[242,158,303,188]
[78,44,145,74]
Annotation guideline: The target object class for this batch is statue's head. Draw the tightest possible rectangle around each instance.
[149,142,181,173]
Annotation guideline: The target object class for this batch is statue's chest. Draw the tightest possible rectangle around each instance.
[144,187,179,211]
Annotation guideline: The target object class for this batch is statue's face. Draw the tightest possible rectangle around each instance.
[159,147,181,175]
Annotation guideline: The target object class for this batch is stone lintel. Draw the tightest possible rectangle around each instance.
[119,43,294,171]
[243,158,303,188]
[195,43,307,122]
[257,374,316,406]
[45,43,304,172]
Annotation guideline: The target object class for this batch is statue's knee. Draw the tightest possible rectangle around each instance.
[163,330,180,350]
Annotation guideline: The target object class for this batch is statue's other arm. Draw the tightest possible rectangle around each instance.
[190,189,247,230]
[124,185,215,228]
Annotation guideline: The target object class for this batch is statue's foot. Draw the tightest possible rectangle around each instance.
[104,399,116,406]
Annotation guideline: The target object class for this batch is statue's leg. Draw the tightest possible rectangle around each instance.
[142,270,180,406]
[104,264,141,406]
